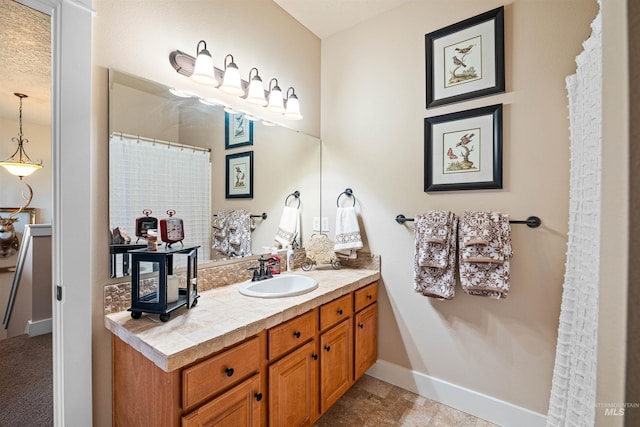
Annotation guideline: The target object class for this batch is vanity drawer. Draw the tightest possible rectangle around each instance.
[269,309,317,360]
[354,282,378,312]
[320,293,353,331]
[182,336,260,411]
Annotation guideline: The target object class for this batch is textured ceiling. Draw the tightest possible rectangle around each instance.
[0,0,51,126]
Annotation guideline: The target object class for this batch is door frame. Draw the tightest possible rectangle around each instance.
[16,0,94,425]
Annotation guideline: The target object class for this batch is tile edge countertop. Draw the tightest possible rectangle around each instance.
[104,268,381,372]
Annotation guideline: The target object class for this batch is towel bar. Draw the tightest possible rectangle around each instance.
[395,214,541,228]
[213,212,267,220]
[337,188,356,207]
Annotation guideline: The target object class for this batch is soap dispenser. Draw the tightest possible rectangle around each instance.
[286,245,294,272]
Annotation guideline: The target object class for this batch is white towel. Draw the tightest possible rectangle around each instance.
[413,211,458,300]
[334,206,363,259]
[275,206,299,248]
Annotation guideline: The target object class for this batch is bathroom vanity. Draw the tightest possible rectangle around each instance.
[105,267,380,426]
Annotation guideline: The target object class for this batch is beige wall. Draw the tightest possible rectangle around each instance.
[91,1,320,425]
[321,0,598,415]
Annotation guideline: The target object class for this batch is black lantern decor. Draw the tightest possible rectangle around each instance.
[128,245,199,322]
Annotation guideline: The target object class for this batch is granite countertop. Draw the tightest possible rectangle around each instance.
[104,268,380,372]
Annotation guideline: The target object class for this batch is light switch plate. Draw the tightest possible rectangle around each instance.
[321,217,329,232]
[313,217,321,232]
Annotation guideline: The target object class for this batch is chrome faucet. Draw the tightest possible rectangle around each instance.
[248,256,277,281]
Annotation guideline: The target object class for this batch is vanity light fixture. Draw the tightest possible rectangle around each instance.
[191,40,218,86]
[219,54,244,96]
[0,93,43,179]
[169,47,303,121]
[266,78,285,113]
[284,87,303,120]
[245,68,267,106]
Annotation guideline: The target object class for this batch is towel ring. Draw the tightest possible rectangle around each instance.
[285,191,301,208]
[336,188,356,207]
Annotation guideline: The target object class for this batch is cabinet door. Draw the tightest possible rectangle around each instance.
[181,374,262,427]
[354,302,378,380]
[269,340,318,427]
[320,319,353,413]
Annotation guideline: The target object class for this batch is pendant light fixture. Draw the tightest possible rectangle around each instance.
[219,54,244,96]
[191,40,218,86]
[0,93,43,179]
[245,68,267,106]
[284,87,303,120]
[266,78,285,113]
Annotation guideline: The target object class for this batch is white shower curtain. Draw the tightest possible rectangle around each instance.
[109,134,212,263]
[546,3,601,427]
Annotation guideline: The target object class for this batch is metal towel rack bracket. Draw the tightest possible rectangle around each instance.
[285,191,301,208]
[251,213,268,220]
[337,188,356,207]
[395,214,541,228]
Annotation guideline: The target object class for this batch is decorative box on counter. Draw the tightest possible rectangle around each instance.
[128,245,199,322]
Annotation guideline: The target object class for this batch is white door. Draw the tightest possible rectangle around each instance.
[17,0,93,425]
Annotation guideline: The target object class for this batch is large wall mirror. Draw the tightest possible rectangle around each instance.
[108,69,320,278]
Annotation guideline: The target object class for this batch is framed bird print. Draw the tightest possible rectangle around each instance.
[424,104,502,192]
[225,151,253,199]
[225,112,254,149]
[425,6,505,108]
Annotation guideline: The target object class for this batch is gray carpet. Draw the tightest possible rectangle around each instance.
[0,333,52,427]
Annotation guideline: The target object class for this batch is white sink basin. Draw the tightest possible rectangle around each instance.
[238,274,318,298]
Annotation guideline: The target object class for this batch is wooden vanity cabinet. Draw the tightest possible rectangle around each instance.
[353,282,378,380]
[181,374,262,427]
[112,281,379,427]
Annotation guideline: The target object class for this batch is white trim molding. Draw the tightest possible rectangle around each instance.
[25,318,53,336]
[367,360,547,427]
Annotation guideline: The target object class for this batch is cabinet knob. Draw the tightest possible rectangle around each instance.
[254,392,263,402]
[324,345,331,352]
[293,331,301,338]
[225,367,234,377]
[337,309,343,315]
[358,323,364,329]
[312,353,318,360]
[367,295,373,300]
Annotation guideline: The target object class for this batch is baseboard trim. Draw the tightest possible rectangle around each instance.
[25,318,52,337]
[366,360,547,427]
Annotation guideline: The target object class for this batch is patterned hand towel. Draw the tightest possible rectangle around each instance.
[211,210,230,256]
[458,211,513,298]
[227,210,252,257]
[334,206,363,259]
[414,211,458,300]
[275,206,299,248]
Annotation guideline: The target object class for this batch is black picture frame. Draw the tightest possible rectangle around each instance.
[225,112,254,149]
[425,6,505,108]
[225,151,254,199]
[425,104,503,192]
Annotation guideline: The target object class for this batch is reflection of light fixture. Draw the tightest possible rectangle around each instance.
[191,40,218,86]
[0,93,43,179]
[284,87,303,120]
[266,78,285,113]
[219,54,244,96]
[245,68,267,106]
[169,87,195,98]
[199,97,222,106]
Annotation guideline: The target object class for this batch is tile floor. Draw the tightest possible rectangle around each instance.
[314,375,499,427]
